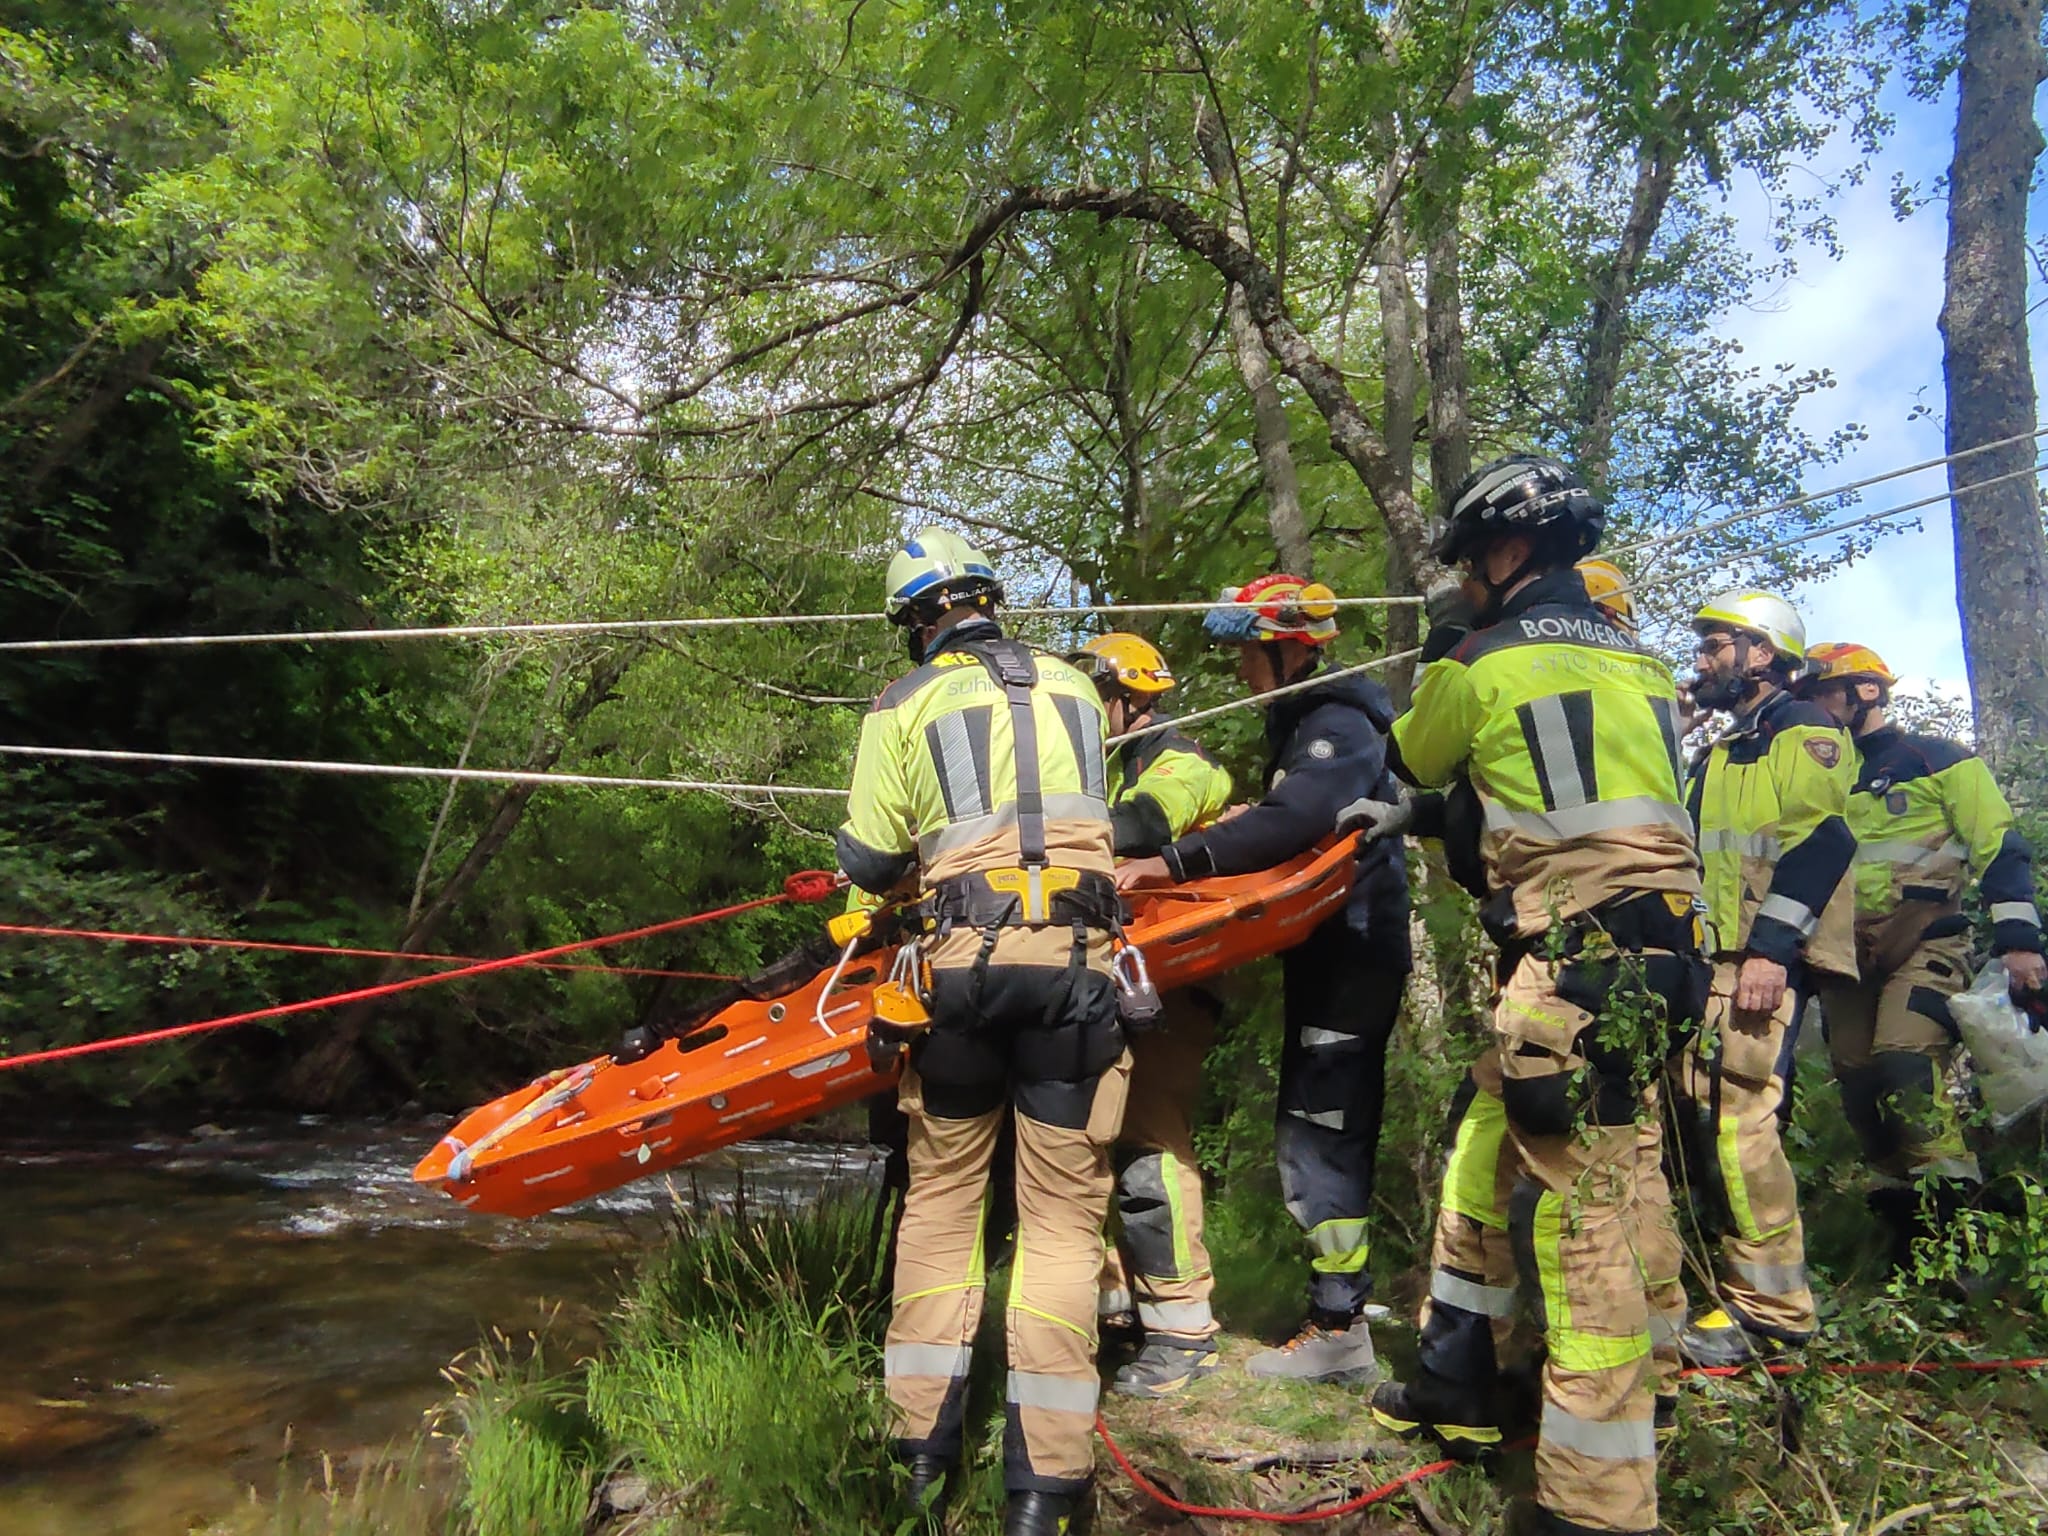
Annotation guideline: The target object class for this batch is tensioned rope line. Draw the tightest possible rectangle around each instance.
[4,450,2039,790]
[0,922,741,981]
[0,744,850,798]
[0,594,1420,656]
[3,424,2041,658]
[1607,422,2048,561]
[0,871,841,1072]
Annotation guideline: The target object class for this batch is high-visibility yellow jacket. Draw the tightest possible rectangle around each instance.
[1685,689,1856,975]
[1845,724,2043,957]
[836,618,1113,898]
[1106,721,1233,855]
[1390,568,1701,937]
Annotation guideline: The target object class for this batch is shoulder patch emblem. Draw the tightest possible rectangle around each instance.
[1307,738,1336,761]
[1803,737,1842,770]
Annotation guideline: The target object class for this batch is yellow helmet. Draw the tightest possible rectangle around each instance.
[1576,558,1636,634]
[1803,642,1897,689]
[1071,633,1175,697]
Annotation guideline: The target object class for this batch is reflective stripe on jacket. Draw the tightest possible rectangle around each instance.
[1107,722,1234,856]
[1686,689,1856,974]
[836,617,1113,896]
[1847,725,2043,955]
[1389,568,1701,937]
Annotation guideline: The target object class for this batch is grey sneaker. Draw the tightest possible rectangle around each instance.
[1111,1337,1220,1396]
[1246,1314,1379,1384]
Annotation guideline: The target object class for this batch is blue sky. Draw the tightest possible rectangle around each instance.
[1708,67,2044,700]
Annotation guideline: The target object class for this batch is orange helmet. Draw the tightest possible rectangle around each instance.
[1803,642,1897,689]
[1071,633,1176,697]
[1202,574,1340,646]
[1576,558,1636,635]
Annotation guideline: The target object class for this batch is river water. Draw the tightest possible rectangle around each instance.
[0,1119,882,1536]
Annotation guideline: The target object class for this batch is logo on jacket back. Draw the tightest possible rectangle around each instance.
[1517,614,1631,649]
[1803,737,1842,770]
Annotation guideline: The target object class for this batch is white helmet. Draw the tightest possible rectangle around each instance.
[1692,590,1805,663]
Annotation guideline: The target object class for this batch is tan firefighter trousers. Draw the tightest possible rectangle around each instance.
[1666,960,1815,1341]
[883,932,1129,1497]
[1097,988,1219,1341]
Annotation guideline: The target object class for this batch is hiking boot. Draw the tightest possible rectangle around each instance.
[1112,1336,1220,1397]
[1004,1484,1093,1535]
[1246,1312,1379,1384]
[1368,1378,1501,1458]
[1676,1308,1792,1368]
[904,1452,952,1526]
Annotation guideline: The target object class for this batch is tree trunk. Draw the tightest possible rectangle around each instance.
[279,650,635,1107]
[1377,170,1422,704]
[1194,94,1312,576]
[1942,0,2048,774]
[1576,126,1681,493]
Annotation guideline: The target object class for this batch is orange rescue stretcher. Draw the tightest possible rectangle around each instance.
[414,838,1358,1218]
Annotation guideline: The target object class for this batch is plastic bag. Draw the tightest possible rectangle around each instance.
[1950,960,2048,1131]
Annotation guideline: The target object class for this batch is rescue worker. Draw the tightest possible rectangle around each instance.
[1363,454,1707,1536]
[1662,591,1857,1367]
[1115,575,1412,1383]
[1577,558,1637,638]
[1796,642,2047,1261]
[839,528,1126,1536]
[1068,633,1235,1396]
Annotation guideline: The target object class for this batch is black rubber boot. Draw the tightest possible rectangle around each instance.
[1004,1485,1093,1535]
[1368,1375,1501,1458]
[905,1452,952,1527]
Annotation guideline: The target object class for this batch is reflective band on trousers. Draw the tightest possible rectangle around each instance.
[1138,1299,1214,1334]
[1697,827,1782,859]
[1730,1258,1807,1296]
[1299,1026,1357,1048]
[1757,892,1819,936]
[1430,1267,1515,1318]
[1648,1309,1683,1346]
[1539,1401,1656,1460]
[1098,1288,1132,1317]
[1288,1105,1345,1131]
[1990,901,2042,927]
[1308,1216,1370,1274]
[885,1342,972,1379]
[1532,1191,1651,1371]
[1482,796,1695,842]
[1854,837,1969,868]
[1007,1370,1099,1415]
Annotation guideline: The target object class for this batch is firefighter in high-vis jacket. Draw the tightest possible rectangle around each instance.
[1657,591,1857,1369]
[839,528,1126,1536]
[1068,633,1235,1397]
[1116,575,1412,1385]
[1796,642,2047,1259]
[1364,455,1706,1536]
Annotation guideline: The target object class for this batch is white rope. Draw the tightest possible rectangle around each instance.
[1108,648,1422,745]
[0,594,1417,656]
[0,744,850,798]
[1607,423,2048,561]
[1636,460,2046,597]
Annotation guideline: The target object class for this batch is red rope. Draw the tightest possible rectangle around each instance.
[0,870,838,1072]
[1099,1354,2048,1525]
[1093,1414,1473,1525]
[0,922,740,981]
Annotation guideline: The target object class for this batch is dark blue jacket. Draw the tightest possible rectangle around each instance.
[1160,665,1412,969]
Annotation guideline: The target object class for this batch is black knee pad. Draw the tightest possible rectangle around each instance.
[1905,986,1960,1040]
[1500,1053,1579,1138]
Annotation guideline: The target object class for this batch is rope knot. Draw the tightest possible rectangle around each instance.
[783,870,840,904]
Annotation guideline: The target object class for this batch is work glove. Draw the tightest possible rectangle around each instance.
[1418,579,1478,667]
[1336,788,1415,845]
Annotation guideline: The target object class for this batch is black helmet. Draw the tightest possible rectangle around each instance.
[1431,454,1604,566]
